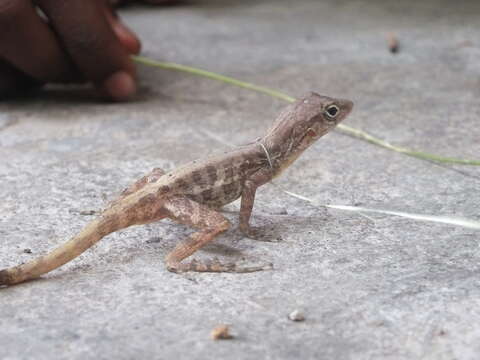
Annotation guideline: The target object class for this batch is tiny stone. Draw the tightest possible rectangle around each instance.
[23,248,32,254]
[458,40,473,47]
[288,310,305,322]
[146,237,161,244]
[387,33,399,53]
[211,324,233,340]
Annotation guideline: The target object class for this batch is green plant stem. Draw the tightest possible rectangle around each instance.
[337,124,480,165]
[132,55,480,166]
[133,56,295,103]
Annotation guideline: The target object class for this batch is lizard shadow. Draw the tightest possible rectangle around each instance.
[201,243,243,256]
[3,86,156,115]
[0,276,44,291]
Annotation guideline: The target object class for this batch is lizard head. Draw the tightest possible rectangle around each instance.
[263,92,353,173]
[288,92,353,148]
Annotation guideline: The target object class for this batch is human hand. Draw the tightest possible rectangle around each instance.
[111,0,181,4]
[0,0,145,101]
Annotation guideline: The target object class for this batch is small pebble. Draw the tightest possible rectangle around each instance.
[211,324,233,340]
[146,237,161,244]
[288,310,305,322]
[387,33,399,53]
[458,40,473,48]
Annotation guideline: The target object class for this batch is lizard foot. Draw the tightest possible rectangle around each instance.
[239,225,278,242]
[167,257,273,273]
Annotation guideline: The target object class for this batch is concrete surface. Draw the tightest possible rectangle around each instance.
[1,0,480,359]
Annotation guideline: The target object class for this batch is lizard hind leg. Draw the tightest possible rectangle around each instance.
[112,168,165,204]
[164,197,271,273]
[109,167,166,208]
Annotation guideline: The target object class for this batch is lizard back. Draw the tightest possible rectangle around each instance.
[157,145,268,208]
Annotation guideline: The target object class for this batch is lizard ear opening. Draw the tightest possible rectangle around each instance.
[306,128,317,137]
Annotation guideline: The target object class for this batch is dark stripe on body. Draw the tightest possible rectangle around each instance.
[192,171,203,184]
[206,166,218,183]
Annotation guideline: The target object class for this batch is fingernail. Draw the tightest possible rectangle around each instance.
[102,71,136,101]
[113,22,141,54]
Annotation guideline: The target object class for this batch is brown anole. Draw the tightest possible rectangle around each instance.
[0,92,353,285]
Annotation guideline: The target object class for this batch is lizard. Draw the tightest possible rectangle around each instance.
[0,92,353,286]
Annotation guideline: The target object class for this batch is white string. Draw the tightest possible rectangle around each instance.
[258,141,273,169]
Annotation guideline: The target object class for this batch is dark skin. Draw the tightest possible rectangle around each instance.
[0,0,174,101]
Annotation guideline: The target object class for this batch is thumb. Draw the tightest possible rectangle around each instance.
[103,2,142,55]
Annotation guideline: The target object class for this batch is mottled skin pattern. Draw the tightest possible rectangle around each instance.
[0,92,353,286]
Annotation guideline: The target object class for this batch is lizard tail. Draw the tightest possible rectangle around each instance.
[0,214,123,286]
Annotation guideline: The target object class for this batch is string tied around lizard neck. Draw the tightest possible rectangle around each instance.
[258,141,273,169]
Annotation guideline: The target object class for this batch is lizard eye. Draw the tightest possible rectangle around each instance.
[325,104,340,120]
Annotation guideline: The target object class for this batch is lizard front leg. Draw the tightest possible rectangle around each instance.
[239,168,273,238]
[164,196,270,273]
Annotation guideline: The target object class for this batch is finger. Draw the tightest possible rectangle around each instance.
[37,0,136,101]
[0,0,77,82]
[113,0,184,6]
[109,0,127,7]
[141,0,185,4]
[0,59,42,99]
[103,3,141,54]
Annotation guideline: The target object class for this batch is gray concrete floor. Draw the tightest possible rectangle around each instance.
[2,0,480,359]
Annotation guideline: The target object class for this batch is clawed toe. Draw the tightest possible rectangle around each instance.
[166,257,273,273]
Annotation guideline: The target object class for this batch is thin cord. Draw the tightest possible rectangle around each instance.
[258,141,273,169]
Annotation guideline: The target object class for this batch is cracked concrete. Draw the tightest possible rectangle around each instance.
[1,0,480,359]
